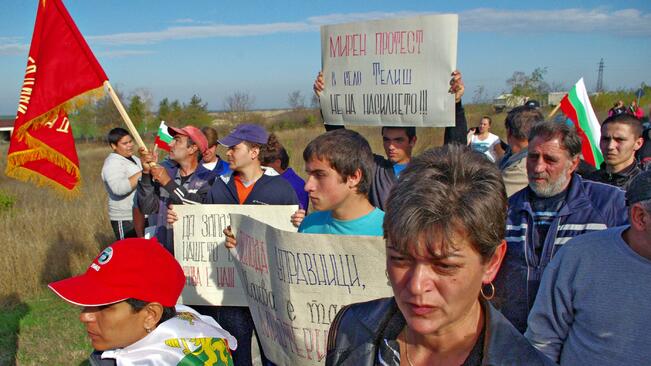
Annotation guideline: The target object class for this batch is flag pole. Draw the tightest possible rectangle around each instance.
[104,80,148,151]
[547,102,562,120]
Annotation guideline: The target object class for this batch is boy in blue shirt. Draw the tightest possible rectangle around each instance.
[294,129,384,236]
[227,128,384,248]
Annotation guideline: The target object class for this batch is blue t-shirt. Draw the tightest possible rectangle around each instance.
[298,207,385,236]
[392,163,407,178]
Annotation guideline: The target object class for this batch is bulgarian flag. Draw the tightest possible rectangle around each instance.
[5,0,108,195]
[154,121,173,151]
[559,78,604,168]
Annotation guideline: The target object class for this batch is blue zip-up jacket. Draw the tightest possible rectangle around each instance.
[205,170,298,205]
[204,156,231,177]
[493,173,628,333]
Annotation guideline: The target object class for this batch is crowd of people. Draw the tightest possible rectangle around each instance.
[50,70,651,366]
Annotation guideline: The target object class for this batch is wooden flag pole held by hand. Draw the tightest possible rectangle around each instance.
[547,103,562,120]
[105,80,148,151]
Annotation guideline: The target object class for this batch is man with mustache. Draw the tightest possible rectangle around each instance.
[137,125,213,253]
[525,171,651,365]
[493,120,628,333]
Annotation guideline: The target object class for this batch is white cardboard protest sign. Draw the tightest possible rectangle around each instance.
[320,14,458,127]
[172,204,298,306]
[230,214,392,365]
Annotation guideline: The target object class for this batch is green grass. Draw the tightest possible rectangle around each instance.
[0,290,92,366]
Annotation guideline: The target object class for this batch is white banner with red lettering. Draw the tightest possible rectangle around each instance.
[230,214,392,365]
[320,14,458,127]
[172,204,298,306]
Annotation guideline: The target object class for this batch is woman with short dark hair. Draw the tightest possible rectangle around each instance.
[326,145,556,366]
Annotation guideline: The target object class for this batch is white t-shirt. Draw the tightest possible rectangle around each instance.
[470,133,500,162]
[202,161,218,171]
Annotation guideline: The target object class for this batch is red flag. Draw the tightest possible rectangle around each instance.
[6,0,108,194]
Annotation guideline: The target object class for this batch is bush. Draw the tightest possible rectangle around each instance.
[0,192,14,212]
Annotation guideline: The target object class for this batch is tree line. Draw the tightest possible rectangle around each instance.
[69,88,318,140]
[71,89,213,139]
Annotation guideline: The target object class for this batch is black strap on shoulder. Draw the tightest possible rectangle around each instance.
[327,303,352,352]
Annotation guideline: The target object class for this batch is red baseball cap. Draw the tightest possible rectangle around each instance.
[168,125,209,155]
[48,238,185,307]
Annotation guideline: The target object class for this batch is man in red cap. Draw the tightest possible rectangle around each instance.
[137,125,216,253]
[49,238,236,365]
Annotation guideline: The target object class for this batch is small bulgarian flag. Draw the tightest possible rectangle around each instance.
[154,121,173,151]
[559,78,603,169]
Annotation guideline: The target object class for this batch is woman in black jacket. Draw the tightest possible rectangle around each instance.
[326,145,556,366]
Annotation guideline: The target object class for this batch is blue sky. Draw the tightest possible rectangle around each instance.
[1,0,650,114]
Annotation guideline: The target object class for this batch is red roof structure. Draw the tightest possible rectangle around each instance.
[0,118,14,130]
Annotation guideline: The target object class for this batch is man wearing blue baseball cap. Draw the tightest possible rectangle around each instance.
[209,123,297,366]
[217,124,269,147]
[168,123,298,366]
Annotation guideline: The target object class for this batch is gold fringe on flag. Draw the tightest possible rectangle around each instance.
[5,165,81,198]
[5,136,82,197]
[6,132,81,177]
[12,85,105,142]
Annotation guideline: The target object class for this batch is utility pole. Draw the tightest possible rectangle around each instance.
[596,58,604,93]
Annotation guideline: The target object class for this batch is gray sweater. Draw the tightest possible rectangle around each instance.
[525,226,651,365]
[101,152,142,221]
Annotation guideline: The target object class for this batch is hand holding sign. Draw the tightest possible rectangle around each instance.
[223,226,236,249]
[313,71,325,97]
[449,70,465,103]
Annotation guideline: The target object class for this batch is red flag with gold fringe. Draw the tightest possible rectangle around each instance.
[6,0,108,195]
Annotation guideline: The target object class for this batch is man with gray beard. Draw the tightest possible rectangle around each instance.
[525,170,651,365]
[493,120,628,333]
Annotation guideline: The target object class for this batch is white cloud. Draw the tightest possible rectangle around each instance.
[460,8,651,36]
[3,7,648,53]
[97,50,154,58]
[88,22,312,45]
[173,18,198,24]
[172,18,214,25]
[306,11,424,26]
[0,36,23,42]
[0,43,28,56]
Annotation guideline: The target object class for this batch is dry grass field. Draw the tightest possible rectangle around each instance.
[0,104,506,364]
[0,143,115,302]
[0,142,112,365]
